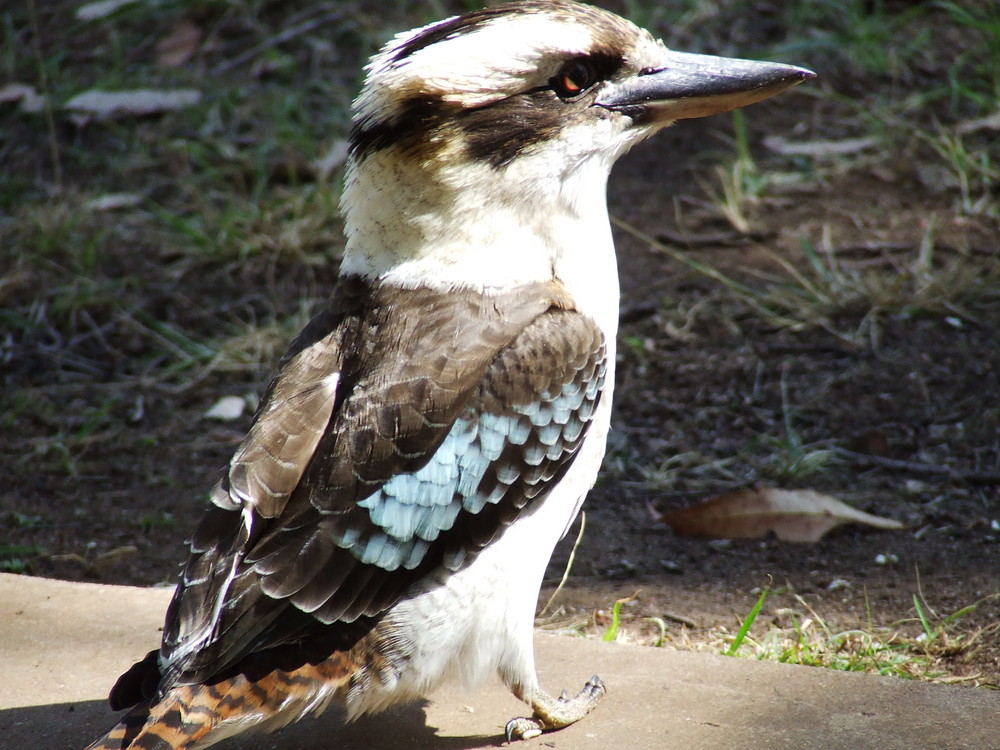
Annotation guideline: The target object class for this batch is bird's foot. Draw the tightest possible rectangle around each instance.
[505,674,605,742]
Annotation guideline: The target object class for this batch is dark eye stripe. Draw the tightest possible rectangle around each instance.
[349,50,626,168]
[349,94,453,164]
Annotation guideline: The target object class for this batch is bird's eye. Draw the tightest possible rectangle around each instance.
[553,60,597,98]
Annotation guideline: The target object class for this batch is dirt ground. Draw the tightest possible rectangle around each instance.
[2,0,998,688]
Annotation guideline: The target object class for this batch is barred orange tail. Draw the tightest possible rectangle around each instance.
[83,688,218,750]
[84,654,356,750]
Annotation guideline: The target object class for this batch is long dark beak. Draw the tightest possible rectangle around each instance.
[596,50,815,124]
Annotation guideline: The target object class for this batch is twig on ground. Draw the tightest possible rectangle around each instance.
[661,611,699,628]
[539,511,586,617]
[835,448,1000,485]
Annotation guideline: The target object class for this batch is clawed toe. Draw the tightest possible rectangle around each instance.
[505,674,606,742]
[505,716,544,742]
[578,674,604,700]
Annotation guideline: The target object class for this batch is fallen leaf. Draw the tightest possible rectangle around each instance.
[204,395,246,421]
[157,20,202,68]
[75,0,140,21]
[763,135,878,158]
[0,83,46,113]
[656,487,903,543]
[64,88,201,120]
[84,193,143,211]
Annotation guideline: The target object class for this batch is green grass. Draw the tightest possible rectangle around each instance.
[773,0,930,78]
[0,544,47,574]
[724,583,769,656]
[139,511,178,533]
[616,202,1000,348]
[4,0,998,407]
[0,0,994,697]
[2,0,998,675]
[630,1,1000,344]
[581,585,998,686]
[720,588,998,684]
[601,597,626,642]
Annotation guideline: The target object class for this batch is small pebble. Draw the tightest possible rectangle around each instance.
[659,559,683,574]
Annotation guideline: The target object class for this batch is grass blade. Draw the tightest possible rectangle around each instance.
[726,585,770,656]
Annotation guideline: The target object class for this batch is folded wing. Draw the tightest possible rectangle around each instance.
[134,278,605,699]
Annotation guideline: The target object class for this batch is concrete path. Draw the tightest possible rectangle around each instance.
[1,573,996,749]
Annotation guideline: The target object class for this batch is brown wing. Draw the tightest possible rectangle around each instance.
[112,276,605,706]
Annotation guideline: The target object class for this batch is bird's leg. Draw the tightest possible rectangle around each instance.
[505,674,605,742]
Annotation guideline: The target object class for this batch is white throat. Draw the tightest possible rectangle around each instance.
[339,138,624,338]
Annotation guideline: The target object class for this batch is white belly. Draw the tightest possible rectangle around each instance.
[344,384,613,717]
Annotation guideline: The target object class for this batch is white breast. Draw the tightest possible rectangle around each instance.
[343,384,613,718]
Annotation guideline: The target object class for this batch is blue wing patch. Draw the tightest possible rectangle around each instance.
[343,367,604,573]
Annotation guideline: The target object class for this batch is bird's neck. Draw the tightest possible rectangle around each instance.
[339,147,621,337]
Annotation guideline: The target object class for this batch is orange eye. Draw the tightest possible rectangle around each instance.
[555,60,596,97]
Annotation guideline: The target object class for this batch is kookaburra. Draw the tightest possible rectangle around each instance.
[85,2,812,748]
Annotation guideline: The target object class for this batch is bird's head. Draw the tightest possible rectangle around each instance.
[340,1,813,294]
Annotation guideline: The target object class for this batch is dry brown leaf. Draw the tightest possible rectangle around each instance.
[657,487,904,543]
[157,20,202,68]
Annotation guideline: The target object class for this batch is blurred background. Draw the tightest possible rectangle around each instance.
[2,0,998,684]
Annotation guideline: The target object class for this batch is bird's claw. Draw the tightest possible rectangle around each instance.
[505,717,544,742]
[505,675,605,742]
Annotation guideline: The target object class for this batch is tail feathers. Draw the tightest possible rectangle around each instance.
[84,653,357,750]
[109,650,161,712]
[83,688,220,750]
